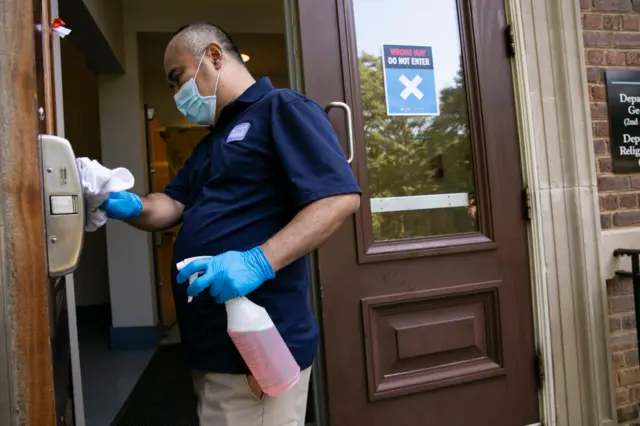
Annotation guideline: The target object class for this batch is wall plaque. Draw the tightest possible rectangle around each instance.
[606,70,640,173]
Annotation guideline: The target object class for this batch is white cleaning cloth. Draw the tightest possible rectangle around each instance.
[76,157,135,232]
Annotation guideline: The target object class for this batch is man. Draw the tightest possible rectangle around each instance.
[100,22,361,426]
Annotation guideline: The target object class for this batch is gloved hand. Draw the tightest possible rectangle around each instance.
[176,247,275,303]
[100,191,143,220]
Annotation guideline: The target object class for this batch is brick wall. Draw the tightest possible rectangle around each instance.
[608,277,640,423]
[584,0,640,228]
[581,0,640,423]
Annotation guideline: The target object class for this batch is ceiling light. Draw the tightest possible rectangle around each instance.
[241,53,250,63]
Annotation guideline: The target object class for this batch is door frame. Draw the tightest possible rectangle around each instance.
[0,0,57,424]
[50,0,86,422]
[507,0,617,424]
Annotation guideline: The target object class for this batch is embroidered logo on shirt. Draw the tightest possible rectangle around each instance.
[226,123,251,143]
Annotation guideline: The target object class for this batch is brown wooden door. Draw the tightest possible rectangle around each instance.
[297,0,539,425]
[33,0,75,424]
[145,114,178,328]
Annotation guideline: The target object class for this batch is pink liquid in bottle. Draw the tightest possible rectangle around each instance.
[226,297,300,397]
[175,259,301,396]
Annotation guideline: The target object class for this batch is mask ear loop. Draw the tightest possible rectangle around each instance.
[194,50,207,79]
[213,66,221,97]
[194,51,221,98]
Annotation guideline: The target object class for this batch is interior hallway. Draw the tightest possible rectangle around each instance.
[77,306,154,426]
[78,307,317,426]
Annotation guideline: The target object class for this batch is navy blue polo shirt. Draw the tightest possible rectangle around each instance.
[164,77,361,374]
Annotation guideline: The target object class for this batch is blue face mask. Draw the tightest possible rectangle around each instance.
[174,51,221,126]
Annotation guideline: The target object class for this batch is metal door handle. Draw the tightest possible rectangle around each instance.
[325,102,355,164]
[40,134,85,278]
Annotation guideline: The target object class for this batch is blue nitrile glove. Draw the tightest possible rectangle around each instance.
[99,191,143,220]
[176,247,275,304]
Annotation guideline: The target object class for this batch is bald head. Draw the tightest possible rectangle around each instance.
[163,22,256,123]
[164,22,245,95]
[171,22,244,64]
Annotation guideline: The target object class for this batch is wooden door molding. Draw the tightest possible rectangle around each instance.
[0,0,56,425]
[337,0,498,263]
[508,0,617,424]
[361,281,504,401]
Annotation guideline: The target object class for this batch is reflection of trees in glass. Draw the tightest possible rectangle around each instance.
[359,52,477,241]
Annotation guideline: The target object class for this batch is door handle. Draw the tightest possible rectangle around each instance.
[325,102,355,164]
[40,134,85,278]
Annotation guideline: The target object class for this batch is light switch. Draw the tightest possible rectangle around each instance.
[50,195,77,215]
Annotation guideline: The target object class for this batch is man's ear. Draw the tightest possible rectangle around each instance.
[207,42,223,69]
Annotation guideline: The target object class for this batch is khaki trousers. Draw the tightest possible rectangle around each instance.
[191,367,312,426]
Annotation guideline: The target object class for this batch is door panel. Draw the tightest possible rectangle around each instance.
[298,0,538,425]
[145,114,178,328]
[33,0,75,424]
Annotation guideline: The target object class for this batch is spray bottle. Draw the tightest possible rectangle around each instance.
[176,257,301,396]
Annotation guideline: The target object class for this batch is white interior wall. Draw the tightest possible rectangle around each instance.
[55,0,125,308]
[97,0,285,330]
[61,40,111,307]
[99,28,155,328]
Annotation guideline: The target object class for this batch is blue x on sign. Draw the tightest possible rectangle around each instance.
[382,44,439,116]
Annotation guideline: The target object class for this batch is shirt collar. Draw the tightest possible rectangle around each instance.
[214,77,273,129]
[234,77,274,104]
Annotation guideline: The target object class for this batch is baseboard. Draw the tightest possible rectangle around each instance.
[109,325,161,350]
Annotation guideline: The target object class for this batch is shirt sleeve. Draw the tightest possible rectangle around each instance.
[163,155,193,205]
[271,97,361,207]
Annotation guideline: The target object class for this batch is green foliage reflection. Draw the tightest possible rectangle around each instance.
[359,53,477,241]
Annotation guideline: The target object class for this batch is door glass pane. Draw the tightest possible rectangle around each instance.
[353,0,478,242]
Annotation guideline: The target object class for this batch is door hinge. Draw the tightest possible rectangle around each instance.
[533,349,545,390]
[505,24,515,57]
[521,186,532,221]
